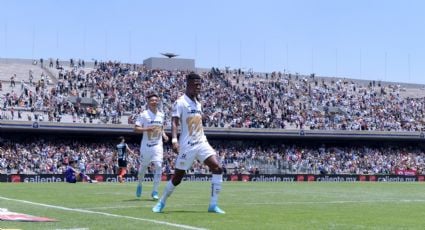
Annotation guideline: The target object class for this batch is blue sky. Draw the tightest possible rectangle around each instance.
[1,0,425,84]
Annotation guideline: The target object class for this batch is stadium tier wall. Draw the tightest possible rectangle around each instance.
[2,120,425,142]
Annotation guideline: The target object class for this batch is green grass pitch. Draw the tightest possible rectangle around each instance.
[1,181,425,230]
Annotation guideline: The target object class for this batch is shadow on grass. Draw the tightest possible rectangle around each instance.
[159,210,210,214]
[122,198,156,202]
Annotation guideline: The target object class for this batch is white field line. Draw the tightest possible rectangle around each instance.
[0,196,207,230]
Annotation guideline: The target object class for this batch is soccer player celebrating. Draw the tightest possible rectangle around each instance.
[134,90,169,200]
[115,136,134,183]
[152,73,225,214]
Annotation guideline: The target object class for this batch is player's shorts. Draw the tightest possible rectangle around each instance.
[175,141,215,170]
[140,147,163,164]
[66,175,77,183]
[118,159,127,168]
[118,167,127,175]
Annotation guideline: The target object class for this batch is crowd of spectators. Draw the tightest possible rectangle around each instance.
[2,59,425,180]
[1,136,424,176]
[1,58,425,131]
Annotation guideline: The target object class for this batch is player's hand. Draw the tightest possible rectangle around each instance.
[163,135,169,142]
[172,142,179,153]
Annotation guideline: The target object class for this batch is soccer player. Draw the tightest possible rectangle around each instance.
[115,136,135,183]
[65,161,95,183]
[152,73,225,214]
[134,90,169,200]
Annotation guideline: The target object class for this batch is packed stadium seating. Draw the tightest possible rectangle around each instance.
[2,58,425,131]
[2,58,425,176]
[1,134,424,176]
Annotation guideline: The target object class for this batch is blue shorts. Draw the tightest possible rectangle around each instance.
[66,175,77,183]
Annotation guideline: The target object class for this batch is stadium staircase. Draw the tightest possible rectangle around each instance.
[41,65,58,84]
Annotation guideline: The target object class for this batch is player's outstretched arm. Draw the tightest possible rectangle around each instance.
[126,144,135,155]
[171,117,180,152]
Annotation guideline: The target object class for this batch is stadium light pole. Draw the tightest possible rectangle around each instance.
[384,52,387,81]
[83,27,87,61]
[32,28,36,60]
[104,31,108,61]
[408,53,411,81]
[56,30,59,56]
[286,44,289,73]
[281,43,284,73]
[194,34,198,62]
[128,30,132,63]
[3,22,7,63]
[335,48,338,77]
[217,39,220,69]
[239,40,242,70]
[263,40,266,73]
[359,49,362,79]
[311,47,314,74]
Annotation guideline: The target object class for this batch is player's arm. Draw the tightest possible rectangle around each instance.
[112,151,117,162]
[126,144,135,155]
[134,124,155,133]
[133,113,154,133]
[171,100,181,152]
[68,165,76,172]
[162,121,169,142]
[162,130,169,142]
[171,116,180,152]
[68,165,79,175]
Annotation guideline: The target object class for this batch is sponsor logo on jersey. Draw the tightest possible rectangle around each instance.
[189,109,201,114]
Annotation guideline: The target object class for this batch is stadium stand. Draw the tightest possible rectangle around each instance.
[1,135,424,176]
[2,58,425,131]
[1,58,425,177]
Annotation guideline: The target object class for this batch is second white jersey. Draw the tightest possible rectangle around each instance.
[172,94,207,151]
[135,109,165,152]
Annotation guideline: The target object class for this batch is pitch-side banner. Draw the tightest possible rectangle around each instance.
[1,174,424,182]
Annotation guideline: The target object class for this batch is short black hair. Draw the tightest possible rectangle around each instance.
[186,72,201,81]
[118,136,125,142]
[146,90,159,99]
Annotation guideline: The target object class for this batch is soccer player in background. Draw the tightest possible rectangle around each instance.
[152,73,225,214]
[134,90,169,200]
[115,136,134,183]
[65,161,95,183]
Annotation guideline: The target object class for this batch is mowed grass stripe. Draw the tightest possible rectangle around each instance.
[1,182,425,229]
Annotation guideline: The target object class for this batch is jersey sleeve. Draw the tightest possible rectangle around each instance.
[134,113,144,127]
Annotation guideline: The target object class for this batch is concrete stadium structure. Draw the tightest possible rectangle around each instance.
[143,56,195,71]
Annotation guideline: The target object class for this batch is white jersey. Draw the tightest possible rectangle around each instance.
[172,94,215,170]
[172,94,208,151]
[135,109,165,153]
